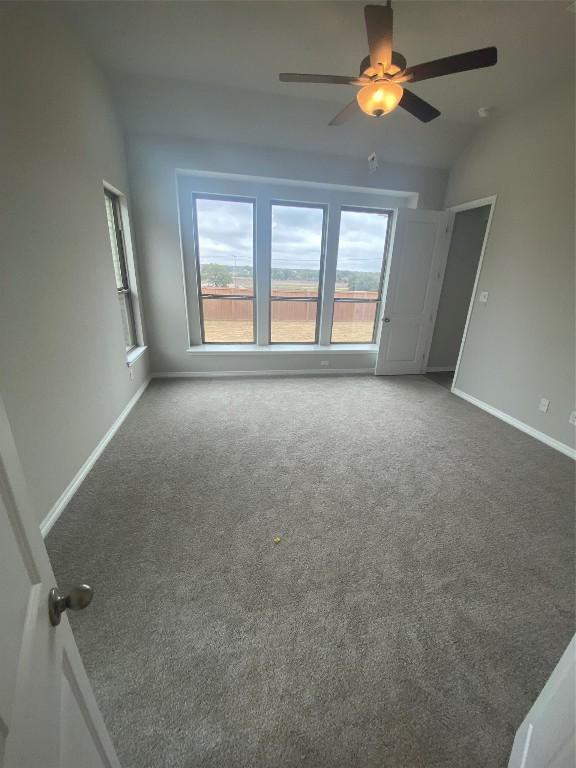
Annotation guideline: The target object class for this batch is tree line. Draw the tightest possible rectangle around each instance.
[200,263,380,291]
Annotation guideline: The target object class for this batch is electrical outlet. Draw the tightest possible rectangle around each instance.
[320,360,329,368]
[538,397,550,413]
[569,411,576,426]
[479,291,489,304]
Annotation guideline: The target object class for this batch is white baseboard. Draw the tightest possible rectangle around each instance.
[452,387,576,460]
[40,378,151,537]
[152,369,375,379]
[426,367,456,373]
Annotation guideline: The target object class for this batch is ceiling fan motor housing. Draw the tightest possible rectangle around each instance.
[359,51,407,78]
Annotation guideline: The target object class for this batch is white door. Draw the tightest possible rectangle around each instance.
[375,208,451,375]
[0,395,120,768]
[508,635,575,768]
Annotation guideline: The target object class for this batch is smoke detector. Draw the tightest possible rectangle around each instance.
[477,107,491,119]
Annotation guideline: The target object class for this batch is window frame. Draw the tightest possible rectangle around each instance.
[177,173,406,351]
[191,192,257,346]
[104,187,138,353]
[268,200,328,346]
[330,205,393,345]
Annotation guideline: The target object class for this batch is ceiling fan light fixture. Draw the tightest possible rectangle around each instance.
[356,80,403,117]
[279,3,497,126]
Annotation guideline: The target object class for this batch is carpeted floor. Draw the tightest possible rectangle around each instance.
[425,371,454,391]
[46,376,575,768]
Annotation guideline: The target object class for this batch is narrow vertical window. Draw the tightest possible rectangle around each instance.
[104,190,138,351]
[194,196,255,344]
[331,208,390,343]
[270,203,326,344]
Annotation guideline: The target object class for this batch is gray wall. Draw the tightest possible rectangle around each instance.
[428,205,490,369]
[446,84,575,449]
[0,5,150,526]
[126,134,448,374]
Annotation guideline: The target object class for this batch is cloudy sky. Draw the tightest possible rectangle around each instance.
[195,198,389,274]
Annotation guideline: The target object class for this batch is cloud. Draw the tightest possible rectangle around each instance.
[337,210,389,272]
[195,198,389,274]
[196,198,254,266]
[271,205,323,269]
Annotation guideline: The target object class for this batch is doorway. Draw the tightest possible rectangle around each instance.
[426,199,494,390]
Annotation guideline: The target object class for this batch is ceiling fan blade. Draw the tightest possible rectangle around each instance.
[404,47,497,83]
[399,88,441,122]
[364,3,393,72]
[279,73,364,85]
[329,99,360,126]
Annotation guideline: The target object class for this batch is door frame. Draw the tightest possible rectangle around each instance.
[426,195,497,390]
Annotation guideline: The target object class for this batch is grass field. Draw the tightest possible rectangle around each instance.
[204,321,375,343]
[212,278,363,294]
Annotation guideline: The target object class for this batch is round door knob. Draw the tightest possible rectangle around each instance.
[48,584,93,626]
[383,317,391,323]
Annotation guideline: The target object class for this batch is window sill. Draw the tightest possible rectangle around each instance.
[186,344,377,355]
[126,346,148,367]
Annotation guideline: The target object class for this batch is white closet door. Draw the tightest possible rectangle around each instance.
[0,394,121,768]
[375,208,450,375]
[508,635,575,768]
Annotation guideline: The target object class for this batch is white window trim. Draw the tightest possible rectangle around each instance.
[177,173,412,352]
[185,343,377,355]
[103,180,147,362]
[126,345,148,366]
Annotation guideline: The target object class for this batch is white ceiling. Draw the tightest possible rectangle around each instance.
[63,1,575,169]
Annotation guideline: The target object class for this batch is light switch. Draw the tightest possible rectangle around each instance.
[569,411,576,426]
[479,291,489,304]
[538,398,550,413]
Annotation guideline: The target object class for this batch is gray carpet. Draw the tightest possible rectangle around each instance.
[47,376,575,768]
[425,371,454,391]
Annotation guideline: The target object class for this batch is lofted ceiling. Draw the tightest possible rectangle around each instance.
[62,1,575,169]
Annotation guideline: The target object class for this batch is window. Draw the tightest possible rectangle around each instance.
[180,177,396,350]
[270,203,326,343]
[331,208,390,343]
[104,189,138,351]
[193,196,255,344]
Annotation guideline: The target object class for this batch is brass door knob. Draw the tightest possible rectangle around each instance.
[48,584,93,626]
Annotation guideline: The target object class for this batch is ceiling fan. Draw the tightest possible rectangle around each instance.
[279,2,497,125]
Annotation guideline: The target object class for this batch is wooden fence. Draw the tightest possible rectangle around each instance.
[202,288,378,322]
